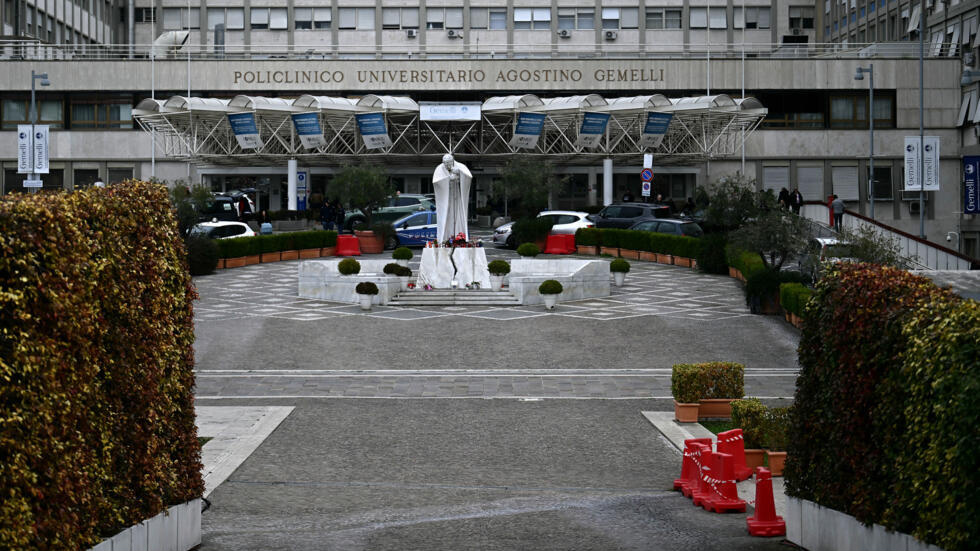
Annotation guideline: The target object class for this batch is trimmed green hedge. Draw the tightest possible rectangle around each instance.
[731,398,767,449]
[575,227,600,246]
[0,182,203,548]
[598,228,623,248]
[786,263,974,549]
[215,230,338,258]
[596,228,701,258]
[512,217,554,246]
[779,283,812,317]
[618,230,648,251]
[670,362,745,403]
[727,249,766,279]
[696,233,729,275]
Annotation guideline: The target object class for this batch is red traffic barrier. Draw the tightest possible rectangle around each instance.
[682,442,709,498]
[701,451,747,513]
[716,428,753,482]
[746,467,786,536]
[336,234,361,256]
[673,438,713,491]
[691,447,715,507]
[562,233,576,253]
[544,233,573,254]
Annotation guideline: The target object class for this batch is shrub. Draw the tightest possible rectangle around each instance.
[512,217,554,245]
[731,398,767,449]
[672,236,701,259]
[744,268,804,308]
[256,234,282,254]
[670,362,745,403]
[355,281,379,295]
[727,249,766,279]
[671,364,705,403]
[383,263,401,275]
[338,258,361,275]
[217,236,250,259]
[487,260,511,275]
[575,227,600,246]
[0,182,202,548]
[538,279,563,294]
[370,221,396,245]
[392,246,413,260]
[598,228,621,248]
[186,235,219,276]
[779,283,812,317]
[318,230,338,248]
[516,242,540,257]
[278,232,297,251]
[763,406,791,451]
[618,230,648,251]
[697,233,729,274]
[292,230,320,250]
[395,265,412,277]
[609,258,630,273]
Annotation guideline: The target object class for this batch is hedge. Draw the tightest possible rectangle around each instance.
[786,263,967,548]
[727,249,766,279]
[618,229,648,251]
[670,362,745,403]
[575,227,600,246]
[598,228,623,248]
[215,230,338,258]
[731,398,767,449]
[696,233,729,274]
[779,283,812,317]
[512,217,554,245]
[0,182,203,548]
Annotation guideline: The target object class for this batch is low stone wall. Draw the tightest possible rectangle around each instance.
[786,497,942,551]
[89,499,201,551]
[507,258,610,305]
[297,259,399,305]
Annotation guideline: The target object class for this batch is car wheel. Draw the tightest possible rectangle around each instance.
[505,235,515,249]
[384,235,398,250]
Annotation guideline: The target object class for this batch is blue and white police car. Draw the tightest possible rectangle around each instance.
[389,210,438,247]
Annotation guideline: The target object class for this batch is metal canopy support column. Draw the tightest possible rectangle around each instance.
[603,158,613,206]
[288,158,298,210]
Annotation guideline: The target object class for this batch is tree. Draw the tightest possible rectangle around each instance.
[838,224,913,269]
[702,173,770,231]
[168,181,213,236]
[331,163,395,226]
[497,157,564,218]
[729,209,813,270]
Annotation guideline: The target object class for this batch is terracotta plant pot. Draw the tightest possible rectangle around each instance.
[280,250,299,261]
[224,257,246,268]
[691,260,698,270]
[299,248,320,259]
[656,253,673,264]
[619,249,639,260]
[729,267,738,278]
[639,251,657,262]
[698,398,734,419]
[244,254,260,266]
[260,252,281,263]
[766,451,787,476]
[320,246,336,257]
[600,246,619,257]
[744,449,766,470]
[215,259,225,270]
[355,230,384,254]
[674,400,700,423]
[674,257,692,268]
[576,245,597,255]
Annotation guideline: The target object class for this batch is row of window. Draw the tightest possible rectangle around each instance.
[1,97,134,130]
[6,1,101,45]
[144,6,779,32]
[762,164,894,201]
[758,91,895,130]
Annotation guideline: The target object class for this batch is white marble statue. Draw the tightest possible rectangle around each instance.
[432,153,472,243]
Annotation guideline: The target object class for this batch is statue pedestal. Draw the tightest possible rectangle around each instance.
[417,247,491,289]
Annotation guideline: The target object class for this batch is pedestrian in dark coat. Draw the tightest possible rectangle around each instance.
[334,201,346,233]
[320,200,335,231]
[790,189,803,214]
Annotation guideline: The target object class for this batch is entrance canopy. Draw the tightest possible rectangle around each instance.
[134,92,766,167]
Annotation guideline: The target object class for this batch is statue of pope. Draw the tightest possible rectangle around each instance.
[432,154,473,243]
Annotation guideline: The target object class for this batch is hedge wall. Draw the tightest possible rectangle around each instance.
[785,263,978,550]
[779,283,812,317]
[0,182,204,548]
[216,230,338,259]
[575,227,600,246]
[594,228,700,258]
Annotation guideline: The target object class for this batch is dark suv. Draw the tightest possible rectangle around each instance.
[588,202,671,228]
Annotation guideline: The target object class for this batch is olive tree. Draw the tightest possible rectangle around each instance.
[497,157,564,218]
[331,163,395,226]
[729,209,814,270]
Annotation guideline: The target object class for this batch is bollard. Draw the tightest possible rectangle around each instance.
[701,451,746,513]
[716,428,752,481]
[746,467,786,536]
[674,438,713,491]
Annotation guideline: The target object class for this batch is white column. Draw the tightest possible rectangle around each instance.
[603,158,613,206]
[287,159,298,211]
[587,169,597,206]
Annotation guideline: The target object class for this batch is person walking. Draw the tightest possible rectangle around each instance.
[333,200,346,233]
[319,199,335,231]
[790,189,803,214]
[831,195,845,230]
[777,187,790,210]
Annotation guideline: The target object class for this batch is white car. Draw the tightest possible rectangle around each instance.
[492,210,594,248]
[190,221,256,239]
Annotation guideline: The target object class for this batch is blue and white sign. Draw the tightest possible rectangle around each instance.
[356,112,393,149]
[297,171,308,211]
[574,112,611,148]
[639,112,673,149]
[642,181,651,197]
[904,136,940,191]
[17,125,31,173]
[964,156,980,214]
[227,112,263,149]
[420,102,482,121]
[291,112,326,149]
[509,112,547,149]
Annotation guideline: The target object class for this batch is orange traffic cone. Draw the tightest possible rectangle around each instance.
[746,467,786,536]
[701,451,746,513]
[674,438,713,491]
[691,447,715,507]
[716,428,752,481]
[682,443,709,498]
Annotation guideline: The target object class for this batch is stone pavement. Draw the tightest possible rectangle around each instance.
[193,246,800,549]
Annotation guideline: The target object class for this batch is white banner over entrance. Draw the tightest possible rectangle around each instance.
[291,112,326,149]
[419,102,482,121]
[227,112,263,149]
[355,112,393,149]
[574,112,610,148]
[904,136,940,191]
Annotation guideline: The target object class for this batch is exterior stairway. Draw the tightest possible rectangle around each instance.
[388,288,521,306]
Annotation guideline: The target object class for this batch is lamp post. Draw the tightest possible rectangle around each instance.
[29,70,50,193]
[855,64,874,219]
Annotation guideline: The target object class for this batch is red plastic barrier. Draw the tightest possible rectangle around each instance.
[673,438,713,491]
[701,451,747,513]
[562,233,576,252]
[682,442,709,498]
[691,447,715,507]
[544,233,569,254]
[746,467,786,536]
[336,234,361,256]
[716,428,753,481]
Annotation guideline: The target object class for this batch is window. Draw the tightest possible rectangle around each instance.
[734,7,771,29]
[135,7,155,23]
[426,7,462,30]
[339,8,374,30]
[513,8,550,30]
[163,7,200,30]
[208,8,243,30]
[646,8,682,29]
[250,8,287,31]
[382,8,419,30]
[789,6,815,29]
[314,8,331,29]
[107,168,133,185]
[709,7,727,29]
[830,94,894,129]
[689,7,707,29]
[467,7,507,29]
[250,8,268,30]
[871,166,893,199]
[601,8,620,29]
[70,98,133,129]
[620,8,638,29]
[490,9,507,29]
[1,99,64,129]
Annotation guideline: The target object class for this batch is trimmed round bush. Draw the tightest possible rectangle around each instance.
[671,362,745,403]
[383,263,401,275]
[338,258,361,275]
[538,279,563,295]
[516,243,540,257]
[186,235,219,276]
[610,258,631,273]
[355,281,379,295]
[395,265,412,277]
[487,260,511,275]
[392,246,413,260]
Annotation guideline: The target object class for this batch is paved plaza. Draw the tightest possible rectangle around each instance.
[193,242,800,549]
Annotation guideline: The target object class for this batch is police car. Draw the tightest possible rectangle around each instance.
[389,210,438,247]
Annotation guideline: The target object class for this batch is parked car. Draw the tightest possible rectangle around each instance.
[492,210,593,248]
[189,221,256,239]
[344,193,434,229]
[588,202,671,228]
[199,196,240,222]
[628,218,704,238]
[390,211,438,248]
[798,237,855,281]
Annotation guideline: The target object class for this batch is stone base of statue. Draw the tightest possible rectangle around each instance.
[417,246,491,289]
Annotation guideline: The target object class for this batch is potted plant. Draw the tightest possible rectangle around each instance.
[697,361,745,419]
[337,257,361,276]
[538,279,563,310]
[487,260,510,290]
[383,263,401,278]
[279,233,299,261]
[355,281,379,311]
[610,258,630,287]
[392,246,413,267]
[575,228,600,255]
[319,230,338,257]
[599,228,621,257]
[731,398,767,469]
[670,364,704,423]
[763,406,790,476]
[332,163,395,250]
[396,265,412,291]
[516,242,540,258]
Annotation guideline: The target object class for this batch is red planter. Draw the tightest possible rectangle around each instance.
[244,254,260,266]
[355,230,384,254]
[280,250,299,261]
[656,253,673,264]
[215,259,225,270]
[698,398,734,419]
[260,252,281,263]
[619,249,640,260]
[639,251,657,262]
[576,245,597,255]
[600,246,619,257]
[299,248,320,259]
[744,449,766,469]
[674,400,700,423]
[674,257,692,268]
[320,246,336,257]
[224,257,246,268]
[766,451,787,476]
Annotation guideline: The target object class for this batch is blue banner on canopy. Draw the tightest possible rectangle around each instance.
[574,112,611,148]
[291,112,326,149]
[509,112,547,149]
[355,112,392,149]
[964,156,980,214]
[227,112,263,149]
[640,112,673,149]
